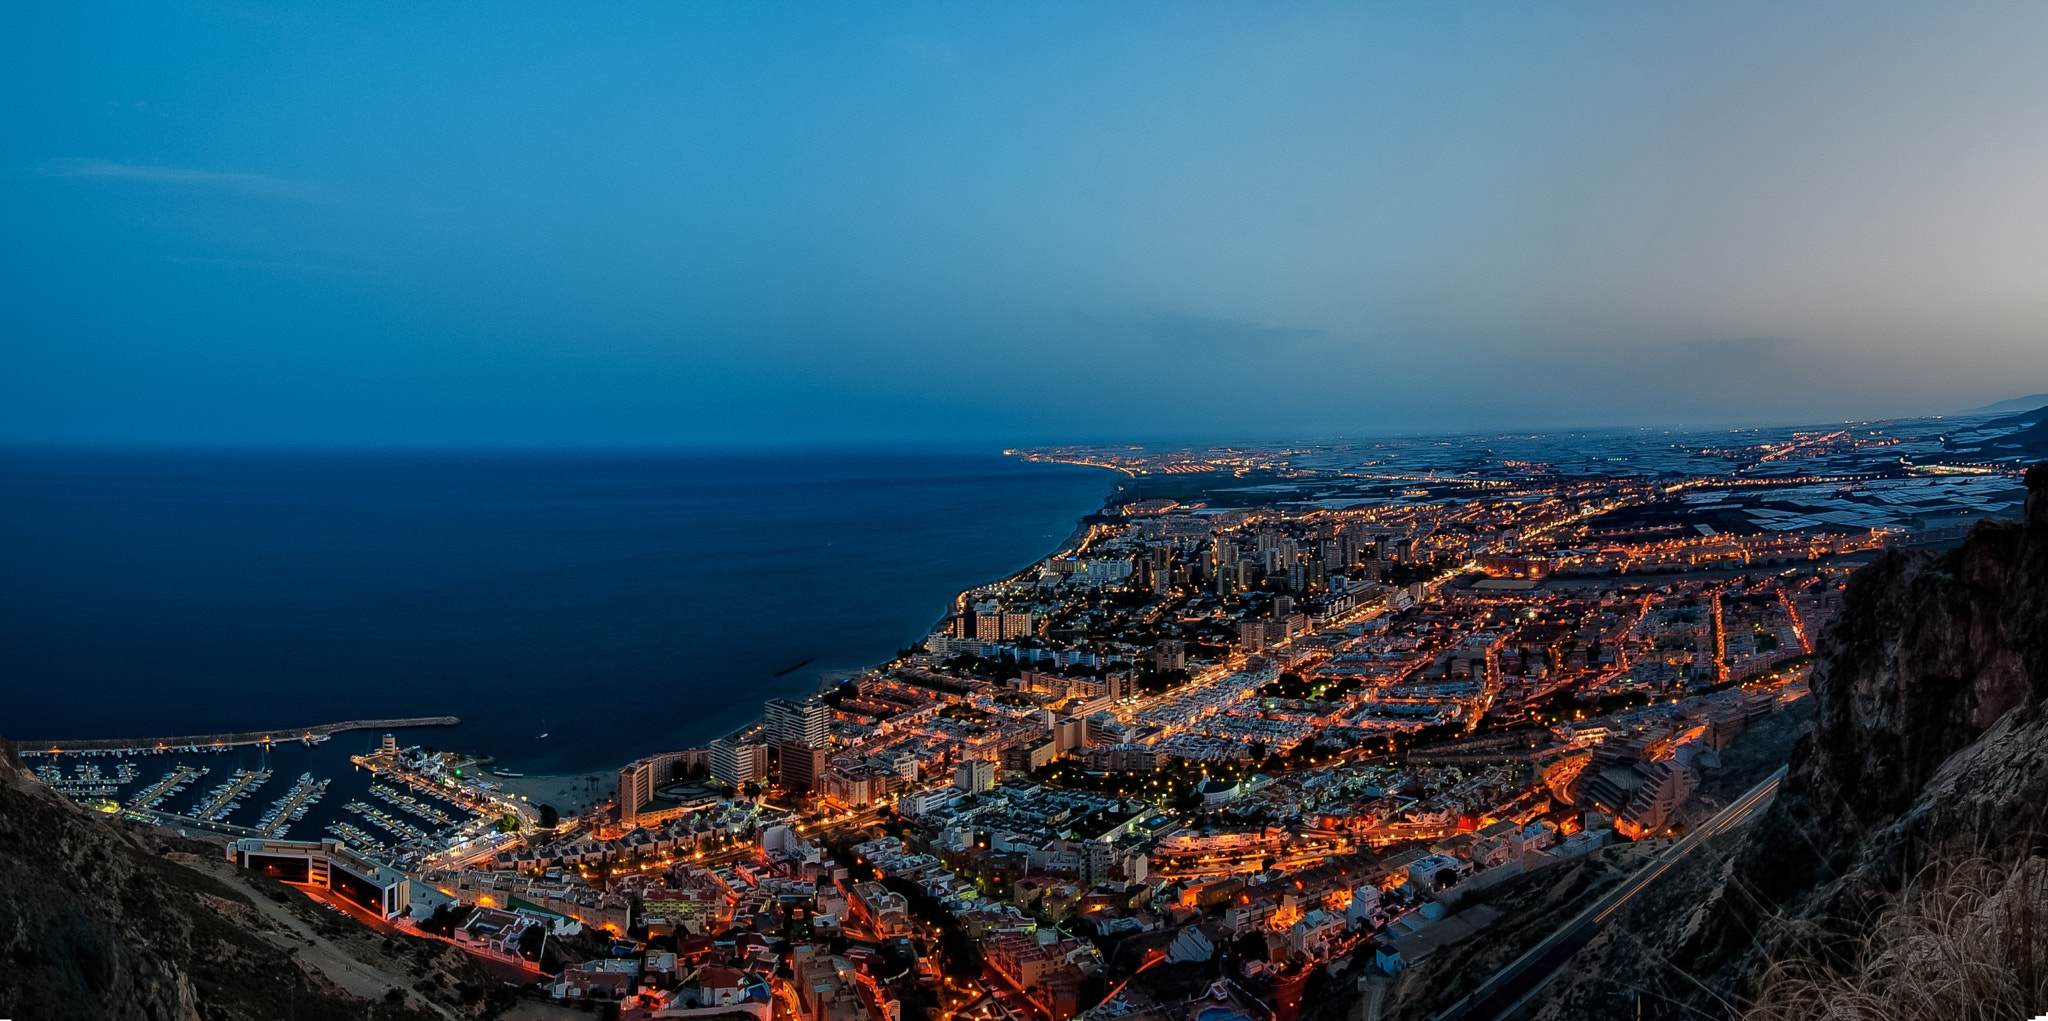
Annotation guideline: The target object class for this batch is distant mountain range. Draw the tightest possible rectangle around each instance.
[1955,393,2048,417]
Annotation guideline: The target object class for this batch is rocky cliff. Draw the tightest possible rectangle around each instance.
[0,738,492,1021]
[1526,462,2048,1019]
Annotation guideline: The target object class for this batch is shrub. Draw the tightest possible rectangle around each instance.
[1745,852,2048,1021]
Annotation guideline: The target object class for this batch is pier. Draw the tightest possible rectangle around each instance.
[21,716,462,756]
[129,766,209,810]
[33,760,139,797]
[325,821,392,857]
[257,773,330,838]
[190,768,272,821]
[345,799,435,843]
[370,782,456,826]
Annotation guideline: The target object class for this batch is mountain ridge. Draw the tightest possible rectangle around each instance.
[1520,462,2048,1019]
[1955,393,2048,417]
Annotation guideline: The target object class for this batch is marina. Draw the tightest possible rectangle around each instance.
[134,807,263,838]
[256,772,331,838]
[369,782,456,827]
[32,760,140,797]
[343,799,436,844]
[189,768,273,822]
[21,724,513,879]
[128,766,208,810]
[360,759,506,818]
[324,821,394,858]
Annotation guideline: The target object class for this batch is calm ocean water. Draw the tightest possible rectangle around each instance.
[0,449,1113,774]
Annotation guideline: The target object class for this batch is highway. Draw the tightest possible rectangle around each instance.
[1431,765,1787,1021]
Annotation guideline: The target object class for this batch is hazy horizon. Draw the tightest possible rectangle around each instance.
[2,400,2028,456]
[8,3,2048,448]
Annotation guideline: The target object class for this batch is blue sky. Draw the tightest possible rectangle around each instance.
[6,3,2048,447]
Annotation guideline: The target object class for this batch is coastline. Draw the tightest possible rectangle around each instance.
[488,771,618,816]
[495,467,1119,807]
[5,450,1124,779]
[648,462,1125,763]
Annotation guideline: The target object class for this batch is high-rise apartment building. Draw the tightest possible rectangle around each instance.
[710,738,769,789]
[1213,538,1239,567]
[973,614,1004,641]
[777,740,829,792]
[615,749,706,827]
[1148,546,1173,595]
[618,759,657,827]
[1239,620,1267,650]
[954,758,996,793]
[764,696,832,749]
[1154,639,1186,672]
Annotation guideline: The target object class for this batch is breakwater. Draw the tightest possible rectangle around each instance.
[21,717,461,755]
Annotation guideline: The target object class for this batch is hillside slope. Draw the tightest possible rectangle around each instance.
[1524,463,2048,1019]
[0,738,492,1021]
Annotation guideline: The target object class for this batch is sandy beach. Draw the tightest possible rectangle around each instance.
[487,771,618,817]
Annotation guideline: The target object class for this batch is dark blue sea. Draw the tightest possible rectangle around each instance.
[0,449,1113,776]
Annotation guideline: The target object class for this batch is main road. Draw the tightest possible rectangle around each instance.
[1431,765,1788,1021]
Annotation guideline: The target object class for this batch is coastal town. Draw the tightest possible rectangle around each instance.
[18,2,2048,1015]
[18,413,2043,1021]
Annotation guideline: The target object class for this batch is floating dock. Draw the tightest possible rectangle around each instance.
[257,773,331,838]
[344,799,434,843]
[190,768,273,822]
[369,782,456,827]
[325,821,393,857]
[34,760,140,797]
[129,766,209,810]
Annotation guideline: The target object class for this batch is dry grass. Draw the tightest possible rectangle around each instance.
[1744,851,2048,1021]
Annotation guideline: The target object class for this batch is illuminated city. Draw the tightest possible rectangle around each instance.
[16,408,2041,1020]
[9,5,2048,1020]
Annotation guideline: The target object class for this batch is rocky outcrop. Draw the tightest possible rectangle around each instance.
[1779,460,2047,858]
[0,739,454,1021]
[1523,463,2048,1020]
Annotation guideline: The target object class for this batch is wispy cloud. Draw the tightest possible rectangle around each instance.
[1138,311,1325,352]
[37,158,328,201]
[1671,335,1799,360]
